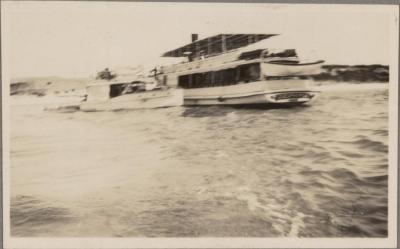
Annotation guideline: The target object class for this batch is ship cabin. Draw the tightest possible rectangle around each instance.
[160,34,322,90]
[85,78,159,102]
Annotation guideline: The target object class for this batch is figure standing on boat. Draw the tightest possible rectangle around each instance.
[96,68,117,80]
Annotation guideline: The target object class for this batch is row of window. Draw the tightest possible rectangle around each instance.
[178,63,261,89]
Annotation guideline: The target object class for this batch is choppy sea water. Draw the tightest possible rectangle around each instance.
[10,83,388,237]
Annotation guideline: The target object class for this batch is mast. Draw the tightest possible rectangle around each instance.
[221,35,227,53]
[207,37,212,55]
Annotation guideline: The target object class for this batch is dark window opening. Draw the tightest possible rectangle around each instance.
[178,63,260,89]
[109,83,146,98]
[109,84,126,98]
[264,75,310,80]
[267,60,299,64]
[264,49,297,58]
[163,75,168,85]
[238,49,264,60]
[178,75,190,88]
[238,63,260,83]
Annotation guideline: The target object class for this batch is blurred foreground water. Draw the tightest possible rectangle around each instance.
[10,83,388,237]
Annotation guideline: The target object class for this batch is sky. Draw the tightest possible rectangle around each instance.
[2,1,398,78]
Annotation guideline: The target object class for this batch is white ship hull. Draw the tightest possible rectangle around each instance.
[80,88,183,111]
[183,80,318,106]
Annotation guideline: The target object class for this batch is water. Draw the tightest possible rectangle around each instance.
[10,83,388,237]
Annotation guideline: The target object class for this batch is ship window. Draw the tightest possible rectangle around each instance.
[177,63,260,89]
[163,75,168,85]
[109,83,146,97]
[194,72,208,87]
[205,72,212,87]
[220,68,237,86]
[121,83,146,95]
[179,72,212,88]
[210,68,237,86]
[199,72,212,88]
[109,83,126,98]
[178,75,190,88]
[212,71,222,86]
[193,73,205,88]
[238,63,260,83]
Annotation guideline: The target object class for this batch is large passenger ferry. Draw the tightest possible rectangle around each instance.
[158,34,323,106]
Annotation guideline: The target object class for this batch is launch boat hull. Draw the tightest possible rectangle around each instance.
[80,81,183,112]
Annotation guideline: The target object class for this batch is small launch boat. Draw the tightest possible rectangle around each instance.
[79,78,183,111]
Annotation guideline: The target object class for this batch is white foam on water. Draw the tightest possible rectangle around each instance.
[287,211,306,237]
[234,186,297,236]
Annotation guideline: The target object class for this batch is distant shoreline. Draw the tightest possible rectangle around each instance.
[312,64,389,82]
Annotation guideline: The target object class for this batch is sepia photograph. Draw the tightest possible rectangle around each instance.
[1,1,399,248]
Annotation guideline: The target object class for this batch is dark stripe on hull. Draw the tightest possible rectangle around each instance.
[183,91,314,107]
[184,101,308,107]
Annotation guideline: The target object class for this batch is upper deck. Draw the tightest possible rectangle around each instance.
[161,49,254,75]
[162,34,277,60]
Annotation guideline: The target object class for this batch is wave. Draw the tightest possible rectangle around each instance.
[11,195,75,236]
[353,137,388,153]
[10,87,388,237]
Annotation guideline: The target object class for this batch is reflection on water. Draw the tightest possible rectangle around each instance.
[10,83,388,237]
